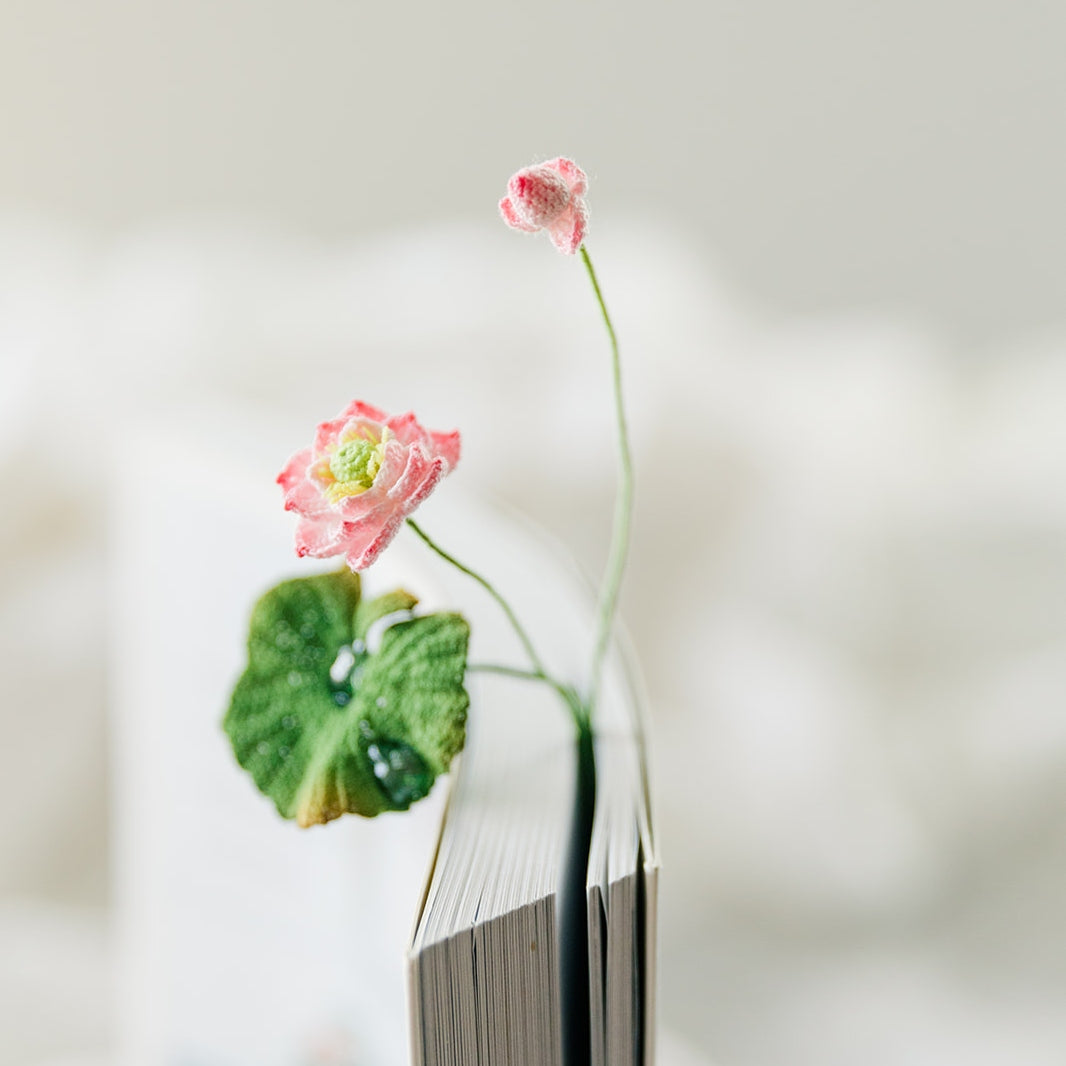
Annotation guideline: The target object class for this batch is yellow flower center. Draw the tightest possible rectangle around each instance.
[323,429,390,502]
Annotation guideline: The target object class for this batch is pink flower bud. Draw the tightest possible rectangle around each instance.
[499,157,589,255]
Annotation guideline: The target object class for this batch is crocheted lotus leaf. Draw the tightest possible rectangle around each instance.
[224,569,469,825]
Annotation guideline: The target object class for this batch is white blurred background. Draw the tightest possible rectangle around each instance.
[3,2,1066,1065]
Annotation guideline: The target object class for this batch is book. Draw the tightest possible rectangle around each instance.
[403,494,659,1066]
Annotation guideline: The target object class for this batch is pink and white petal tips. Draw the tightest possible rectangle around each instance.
[294,514,349,558]
[546,156,587,196]
[343,515,404,571]
[498,157,589,255]
[547,195,588,255]
[499,195,539,233]
[429,429,461,469]
[276,402,460,572]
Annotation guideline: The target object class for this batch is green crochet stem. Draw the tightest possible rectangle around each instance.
[407,245,630,736]
[406,519,587,729]
[579,244,632,718]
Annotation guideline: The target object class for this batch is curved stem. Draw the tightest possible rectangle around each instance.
[580,244,633,717]
[406,518,547,676]
[467,662,544,682]
[469,662,588,726]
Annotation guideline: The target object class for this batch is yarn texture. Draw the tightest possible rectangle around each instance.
[277,400,460,571]
[499,157,589,254]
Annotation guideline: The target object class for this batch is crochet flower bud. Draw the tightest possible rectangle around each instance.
[277,401,460,571]
[499,157,589,255]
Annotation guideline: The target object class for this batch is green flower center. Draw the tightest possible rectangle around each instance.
[329,439,381,489]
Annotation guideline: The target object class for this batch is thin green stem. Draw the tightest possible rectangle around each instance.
[469,662,588,726]
[580,244,633,716]
[467,662,544,682]
[405,517,549,679]
[405,519,589,730]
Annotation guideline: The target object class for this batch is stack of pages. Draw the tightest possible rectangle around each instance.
[408,586,658,1065]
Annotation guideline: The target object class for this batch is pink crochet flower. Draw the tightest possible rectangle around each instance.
[499,157,589,255]
[277,401,460,571]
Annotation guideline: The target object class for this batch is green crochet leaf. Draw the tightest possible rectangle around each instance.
[353,588,419,643]
[224,570,469,825]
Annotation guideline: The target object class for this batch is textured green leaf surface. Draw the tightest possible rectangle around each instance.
[353,588,419,642]
[224,570,469,825]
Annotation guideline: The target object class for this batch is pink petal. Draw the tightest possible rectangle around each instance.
[375,437,412,491]
[341,515,404,571]
[277,448,312,493]
[386,443,433,504]
[545,157,587,197]
[279,449,333,518]
[294,514,350,558]
[499,195,538,233]
[403,459,445,511]
[339,399,389,423]
[313,415,352,455]
[429,429,461,469]
[282,473,331,518]
[316,402,390,454]
[508,167,570,228]
[384,411,424,446]
[546,198,588,255]
[334,455,441,545]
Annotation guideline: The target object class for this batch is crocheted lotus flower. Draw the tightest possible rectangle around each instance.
[499,157,589,255]
[277,401,461,571]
